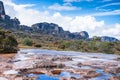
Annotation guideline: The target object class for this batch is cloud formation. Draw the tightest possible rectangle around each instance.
[1,0,120,39]
[96,2,120,10]
[64,0,81,2]
[64,0,93,2]
[101,0,112,2]
[48,3,80,11]
[93,9,120,16]
[102,24,120,38]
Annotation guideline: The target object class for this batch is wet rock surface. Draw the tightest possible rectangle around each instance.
[110,76,120,80]
[0,49,120,80]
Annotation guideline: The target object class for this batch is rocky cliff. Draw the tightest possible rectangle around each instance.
[31,22,89,39]
[0,1,119,42]
[0,1,6,19]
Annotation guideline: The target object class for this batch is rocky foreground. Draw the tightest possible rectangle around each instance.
[0,49,120,80]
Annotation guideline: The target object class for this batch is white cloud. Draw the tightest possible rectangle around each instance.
[48,3,80,11]
[64,0,93,2]
[69,16,104,32]
[101,0,112,2]
[92,10,120,16]
[64,0,81,2]
[1,0,50,25]
[1,0,120,39]
[96,2,120,10]
[101,24,120,39]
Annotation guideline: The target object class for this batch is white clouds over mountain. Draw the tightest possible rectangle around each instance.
[1,0,120,39]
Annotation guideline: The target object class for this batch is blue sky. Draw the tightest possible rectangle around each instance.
[1,0,120,39]
[13,0,120,24]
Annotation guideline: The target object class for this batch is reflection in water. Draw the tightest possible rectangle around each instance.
[60,71,82,79]
[93,69,113,80]
[37,74,59,80]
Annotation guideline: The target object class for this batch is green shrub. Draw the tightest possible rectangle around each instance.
[0,29,18,53]
[22,37,33,46]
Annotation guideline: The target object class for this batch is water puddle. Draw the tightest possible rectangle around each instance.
[37,74,59,80]
[94,69,113,80]
[59,71,82,79]
[27,71,82,80]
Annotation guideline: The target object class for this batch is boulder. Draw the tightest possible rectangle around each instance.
[51,69,62,74]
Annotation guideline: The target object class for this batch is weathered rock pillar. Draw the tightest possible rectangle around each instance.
[0,1,6,19]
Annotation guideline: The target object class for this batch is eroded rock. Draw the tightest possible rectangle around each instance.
[75,69,101,78]
[110,76,120,80]
[104,66,120,74]
[51,69,63,74]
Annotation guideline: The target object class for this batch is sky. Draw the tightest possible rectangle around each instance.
[1,0,120,39]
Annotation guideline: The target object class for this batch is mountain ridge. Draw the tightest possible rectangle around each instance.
[0,1,119,42]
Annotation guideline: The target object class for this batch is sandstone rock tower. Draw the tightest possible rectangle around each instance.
[0,1,6,19]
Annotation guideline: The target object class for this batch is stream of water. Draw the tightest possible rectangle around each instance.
[15,49,120,80]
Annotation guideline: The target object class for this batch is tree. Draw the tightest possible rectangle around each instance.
[0,29,18,53]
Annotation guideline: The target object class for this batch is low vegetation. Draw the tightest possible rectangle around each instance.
[14,32,120,54]
[0,29,119,54]
[56,40,120,54]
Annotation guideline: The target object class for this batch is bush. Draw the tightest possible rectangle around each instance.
[34,44,42,47]
[0,29,18,53]
[22,37,33,46]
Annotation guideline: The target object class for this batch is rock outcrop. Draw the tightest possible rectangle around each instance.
[32,22,64,33]
[0,1,119,41]
[72,31,89,40]
[31,22,89,40]
[100,36,119,42]
[0,1,6,20]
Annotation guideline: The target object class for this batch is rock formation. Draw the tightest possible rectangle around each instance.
[32,22,64,34]
[0,1,119,41]
[31,22,90,40]
[100,36,119,42]
[0,1,6,20]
